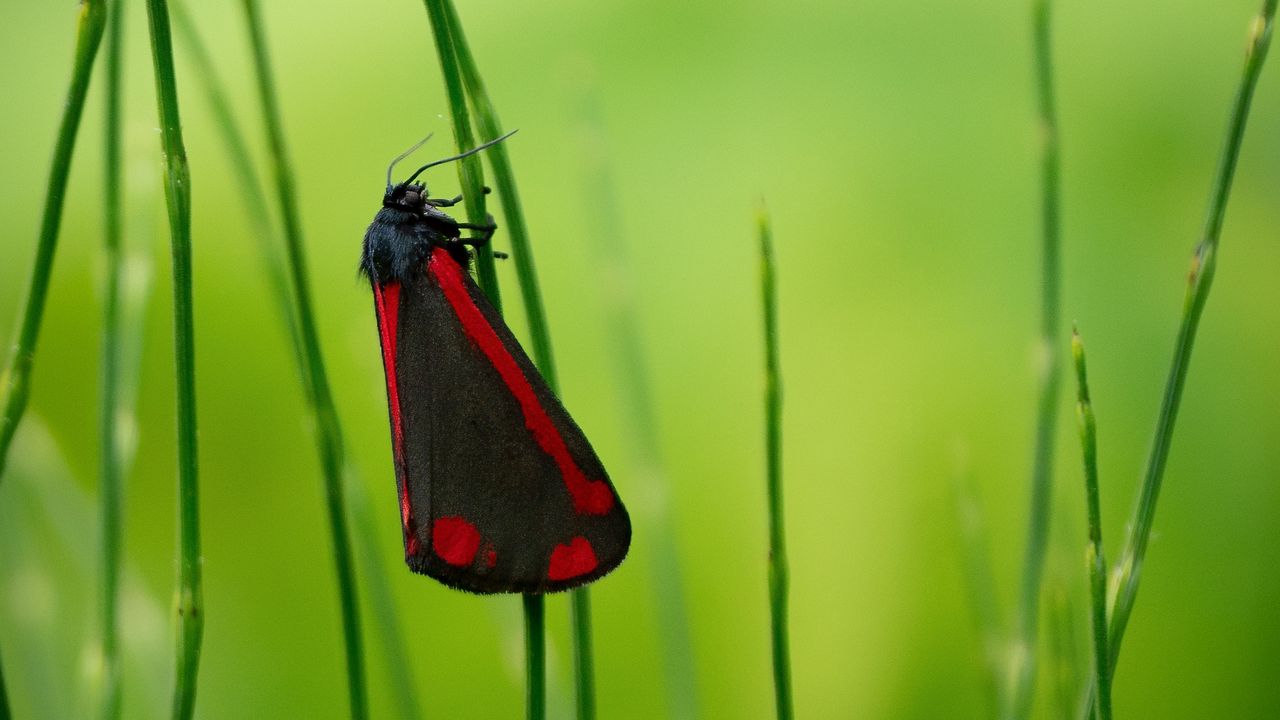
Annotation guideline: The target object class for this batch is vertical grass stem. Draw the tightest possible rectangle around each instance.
[434,5,607,716]
[141,0,203,716]
[99,1,127,718]
[1071,329,1111,720]
[758,207,794,720]
[1005,0,1063,716]
[420,4,547,718]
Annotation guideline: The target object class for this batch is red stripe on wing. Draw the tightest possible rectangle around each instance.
[427,246,614,516]
[373,281,418,554]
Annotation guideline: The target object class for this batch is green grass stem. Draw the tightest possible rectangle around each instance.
[1104,0,1276,680]
[757,207,794,720]
[577,100,699,718]
[239,2,369,716]
[439,0,554,384]
[422,0,501,310]
[99,1,127,718]
[1005,0,1063,716]
[433,5,606,716]
[420,4,547,718]
[1071,329,1111,720]
[0,0,106,478]
[523,594,547,718]
[141,0,203,716]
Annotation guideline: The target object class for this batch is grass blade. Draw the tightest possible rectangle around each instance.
[1104,0,1277,679]
[99,1,127,718]
[421,0,502,310]
[1005,0,1064,716]
[419,4,549,718]
[141,0,203,716]
[1071,328,1111,720]
[757,207,794,720]
[439,0,554,383]
[433,7,612,716]
[0,0,107,477]
[238,2,370,716]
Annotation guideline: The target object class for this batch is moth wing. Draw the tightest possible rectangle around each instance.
[381,247,631,594]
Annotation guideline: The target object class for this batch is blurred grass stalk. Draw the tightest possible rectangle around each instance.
[99,0,127,718]
[171,5,423,717]
[1005,0,1063,716]
[141,0,204,717]
[238,2,371,717]
[0,0,106,716]
[952,464,1003,712]
[757,208,794,720]
[1100,0,1276,695]
[576,100,700,718]
[1071,329,1110,720]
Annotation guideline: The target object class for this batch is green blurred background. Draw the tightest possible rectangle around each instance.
[2,0,1278,717]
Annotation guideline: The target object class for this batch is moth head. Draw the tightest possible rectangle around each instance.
[383,182,429,212]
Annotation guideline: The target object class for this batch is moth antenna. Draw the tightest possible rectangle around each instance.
[401,130,518,187]
[386,132,435,189]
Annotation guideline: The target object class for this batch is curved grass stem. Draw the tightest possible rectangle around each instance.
[0,0,107,478]
[141,0,204,717]
[238,2,368,716]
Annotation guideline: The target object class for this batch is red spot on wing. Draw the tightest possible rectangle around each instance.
[547,537,599,581]
[485,547,497,569]
[428,247,614,515]
[432,517,482,567]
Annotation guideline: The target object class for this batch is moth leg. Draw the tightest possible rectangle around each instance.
[427,186,490,208]
[427,194,463,208]
[456,213,498,243]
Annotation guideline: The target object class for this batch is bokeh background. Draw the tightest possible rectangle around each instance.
[2,0,1278,717]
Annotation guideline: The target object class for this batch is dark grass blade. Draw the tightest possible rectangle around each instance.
[1071,328,1111,720]
[238,2,369,716]
[757,207,794,720]
[141,0,204,716]
[432,5,613,715]
[419,3,547,717]
[1005,0,1064,716]
[99,0,127,717]
[0,0,107,477]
